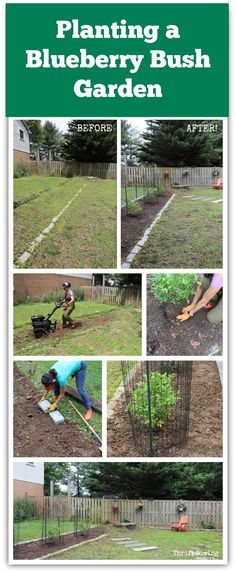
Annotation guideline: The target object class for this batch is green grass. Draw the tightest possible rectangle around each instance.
[14,301,141,356]
[14,176,117,268]
[131,189,222,268]
[14,519,75,543]
[16,360,102,436]
[122,186,162,205]
[46,527,223,561]
[107,361,137,401]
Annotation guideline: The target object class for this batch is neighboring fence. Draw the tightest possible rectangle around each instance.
[26,160,117,179]
[122,166,222,189]
[33,497,223,530]
[83,286,141,308]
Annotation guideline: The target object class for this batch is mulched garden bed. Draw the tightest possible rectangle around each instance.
[121,190,172,262]
[14,526,107,560]
[107,362,222,457]
[13,365,101,458]
[147,291,222,356]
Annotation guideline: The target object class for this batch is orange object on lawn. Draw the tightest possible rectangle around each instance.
[170,514,189,532]
[212,177,223,189]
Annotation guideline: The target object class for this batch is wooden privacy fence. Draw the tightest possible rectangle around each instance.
[26,161,117,179]
[122,166,222,189]
[83,286,141,308]
[34,497,223,530]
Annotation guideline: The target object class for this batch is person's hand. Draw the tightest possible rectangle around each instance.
[49,403,57,412]
[39,396,46,403]
[176,312,192,322]
[182,304,194,313]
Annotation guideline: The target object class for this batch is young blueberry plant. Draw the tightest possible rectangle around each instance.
[151,274,199,305]
[128,371,179,430]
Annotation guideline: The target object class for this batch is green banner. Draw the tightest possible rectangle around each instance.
[6,3,229,117]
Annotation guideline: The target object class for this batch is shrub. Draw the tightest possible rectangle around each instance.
[79,521,90,537]
[127,201,142,217]
[14,162,30,178]
[128,371,179,430]
[14,498,37,522]
[200,521,216,530]
[47,526,60,543]
[146,188,157,202]
[41,288,84,303]
[151,274,199,305]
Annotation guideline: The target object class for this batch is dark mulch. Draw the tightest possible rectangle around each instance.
[107,362,222,457]
[13,366,101,458]
[14,526,107,560]
[147,291,222,356]
[121,190,173,261]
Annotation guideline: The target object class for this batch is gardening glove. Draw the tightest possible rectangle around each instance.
[182,304,194,313]
[176,312,192,322]
[49,403,57,412]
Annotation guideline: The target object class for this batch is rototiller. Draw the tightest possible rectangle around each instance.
[31,302,63,338]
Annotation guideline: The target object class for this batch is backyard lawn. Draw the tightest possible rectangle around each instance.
[14,301,141,356]
[14,176,117,268]
[107,361,137,401]
[130,189,222,268]
[45,527,223,561]
[14,519,75,543]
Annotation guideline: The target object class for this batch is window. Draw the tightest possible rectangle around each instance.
[19,129,25,141]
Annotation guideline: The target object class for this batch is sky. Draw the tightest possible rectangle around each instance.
[40,117,148,134]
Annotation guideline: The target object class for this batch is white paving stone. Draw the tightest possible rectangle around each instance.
[111,538,130,541]
[132,546,158,552]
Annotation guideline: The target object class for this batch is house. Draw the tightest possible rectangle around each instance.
[13,120,30,163]
[14,273,93,303]
[13,462,44,498]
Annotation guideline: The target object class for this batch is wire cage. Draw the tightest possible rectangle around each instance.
[122,361,192,456]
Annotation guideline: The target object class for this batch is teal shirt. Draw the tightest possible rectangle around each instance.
[51,360,81,387]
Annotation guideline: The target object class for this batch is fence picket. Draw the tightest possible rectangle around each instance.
[24,161,117,179]
[32,497,222,529]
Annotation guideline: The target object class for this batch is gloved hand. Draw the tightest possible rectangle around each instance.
[182,304,194,313]
[49,403,57,412]
[176,312,192,322]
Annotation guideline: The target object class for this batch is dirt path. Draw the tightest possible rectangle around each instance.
[107,362,222,457]
[121,190,172,262]
[13,366,101,457]
[14,312,117,348]
[14,526,107,560]
[147,291,222,356]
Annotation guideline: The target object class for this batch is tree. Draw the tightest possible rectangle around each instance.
[121,121,141,165]
[41,121,63,160]
[44,462,72,496]
[63,120,117,163]
[93,274,141,287]
[24,120,43,160]
[139,120,223,167]
[79,462,222,500]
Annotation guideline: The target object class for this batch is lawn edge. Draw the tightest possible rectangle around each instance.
[122,194,175,269]
[39,533,108,560]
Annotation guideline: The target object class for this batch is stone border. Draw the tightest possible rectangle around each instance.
[39,533,108,560]
[216,360,223,386]
[122,194,175,269]
[17,184,86,266]
[107,362,141,419]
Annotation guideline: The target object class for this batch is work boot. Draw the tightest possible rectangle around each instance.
[84,408,92,421]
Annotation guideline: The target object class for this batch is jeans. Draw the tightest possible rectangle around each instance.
[53,381,60,397]
[75,362,91,409]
